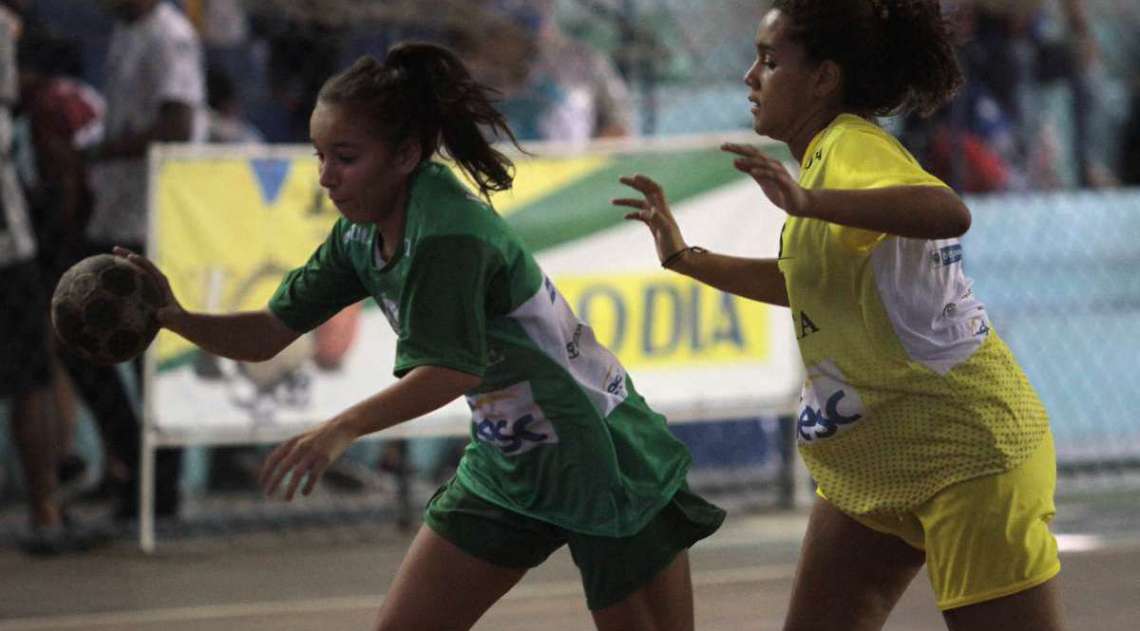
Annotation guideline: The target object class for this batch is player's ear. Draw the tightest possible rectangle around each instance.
[813,59,843,103]
[394,140,422,176]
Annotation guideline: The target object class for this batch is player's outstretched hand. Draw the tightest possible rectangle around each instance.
[612,174,688,265]
[722,143,813,217]
[259,420,357,501]
[112,246,184,325]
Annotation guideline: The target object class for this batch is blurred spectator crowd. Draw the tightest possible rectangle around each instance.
[11,0,1140,189]
[899,0,1140,192]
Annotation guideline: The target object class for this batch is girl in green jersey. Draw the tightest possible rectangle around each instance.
[119,42,723,631]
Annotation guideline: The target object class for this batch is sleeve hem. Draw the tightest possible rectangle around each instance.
[267,303,311,334]
[393,358,487,380]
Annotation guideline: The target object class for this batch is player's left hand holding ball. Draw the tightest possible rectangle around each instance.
[113,246,183,326]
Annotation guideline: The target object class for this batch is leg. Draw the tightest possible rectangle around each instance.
[374,525,528,631]
[943,578,1065,631]
[576,486,723,630]
[49,354,79,458]
[10,386,61,529]
[920,432,1062,624]
[1,262,61,531]
[591,551,694,631]
[59,348,182,519]
[59,353,140,501]
[783,498,926,631]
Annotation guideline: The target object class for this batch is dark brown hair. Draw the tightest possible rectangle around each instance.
[772,0,964,116]
[317,42,522,198]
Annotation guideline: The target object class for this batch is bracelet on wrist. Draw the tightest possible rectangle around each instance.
[661,245,707,269]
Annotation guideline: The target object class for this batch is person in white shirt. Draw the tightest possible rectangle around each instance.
[462,0,634,144]
[1,0,106,555]
[66,0,207,523]
[86,0,206,254]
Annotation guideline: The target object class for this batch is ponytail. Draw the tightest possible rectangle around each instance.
[318,43,523,199]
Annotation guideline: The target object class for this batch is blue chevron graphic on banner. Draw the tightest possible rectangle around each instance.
[250,158,291,205]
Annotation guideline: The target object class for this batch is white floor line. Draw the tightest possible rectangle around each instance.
[1055,533,1104,553]
[0,565,797,631]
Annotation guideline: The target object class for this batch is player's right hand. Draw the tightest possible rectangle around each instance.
[612,174,688,266]
[259,419,357,501]
[113,246,184,325]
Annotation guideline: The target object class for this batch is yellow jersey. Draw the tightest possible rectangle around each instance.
[778,114,1050,515]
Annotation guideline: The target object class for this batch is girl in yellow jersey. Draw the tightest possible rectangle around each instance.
[614,1,1065,629]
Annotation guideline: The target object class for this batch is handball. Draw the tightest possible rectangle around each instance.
[51,254,163,365]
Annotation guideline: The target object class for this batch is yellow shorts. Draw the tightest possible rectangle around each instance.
[819,431,1061,610]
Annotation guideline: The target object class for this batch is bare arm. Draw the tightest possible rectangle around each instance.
[118,248,482,501]
[802,186,971,239]
[668,251,788,307]
[115,247,300,361]
[322,365,479,441]
[613,174,789,307]
[97,101,195,160]
[722,143,971,239]
[162,309,300,363]
[260,365,481,500]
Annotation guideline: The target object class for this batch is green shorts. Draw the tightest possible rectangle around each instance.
[423,478,726,611]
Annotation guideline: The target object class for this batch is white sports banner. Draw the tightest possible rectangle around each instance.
[146,137,803,446]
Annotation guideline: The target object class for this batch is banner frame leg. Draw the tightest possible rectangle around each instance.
[140,428,156,553]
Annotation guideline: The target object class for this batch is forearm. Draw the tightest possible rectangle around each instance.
[96,102,194,160]
[334,365,480,439]
[163,309,299,362]
[95,130,151,160]
[670,250,789,307]
[805,185,971,239]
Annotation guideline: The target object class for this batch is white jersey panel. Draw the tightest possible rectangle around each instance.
[870,237,990,375]
[509,276,629,417]
[466,381,559,456]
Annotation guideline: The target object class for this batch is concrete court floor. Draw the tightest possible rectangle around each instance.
[2,496,1140,631]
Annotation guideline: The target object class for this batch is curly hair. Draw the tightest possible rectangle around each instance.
[771,0,964,116]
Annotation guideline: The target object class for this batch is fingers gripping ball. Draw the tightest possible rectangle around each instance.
[51,254,163,365]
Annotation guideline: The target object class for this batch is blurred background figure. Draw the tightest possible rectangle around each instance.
[0,0,60,553]
[459,0,634,143]
[86,0,206,256]
[15,28,106,507]
[205,62,262,144]
[0,0,107,555]
[1098,0,1140,185]
[54,0,208,523]
[243,0,344,143]
[900,0,1124,193]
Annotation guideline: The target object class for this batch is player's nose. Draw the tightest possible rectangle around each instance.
[318,162,339,189]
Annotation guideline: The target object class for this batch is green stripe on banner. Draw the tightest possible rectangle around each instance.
[504,146,783,252]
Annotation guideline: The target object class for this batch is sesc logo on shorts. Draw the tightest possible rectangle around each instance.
[467,381,559,455]
[797,359,865,443]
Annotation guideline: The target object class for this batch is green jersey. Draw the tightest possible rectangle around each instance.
[269,162,691,537]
